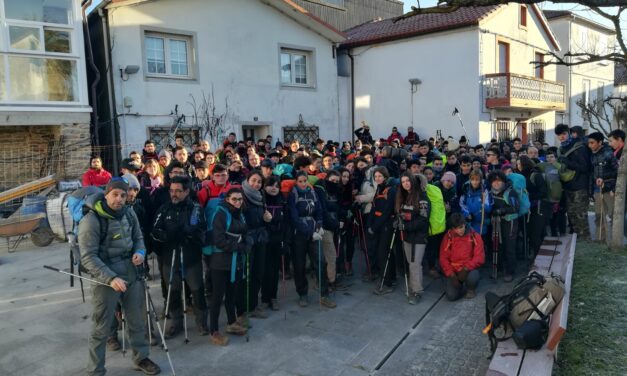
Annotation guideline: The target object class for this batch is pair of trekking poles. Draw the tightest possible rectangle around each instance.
[44,264,177,375]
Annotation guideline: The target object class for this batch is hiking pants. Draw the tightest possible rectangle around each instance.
[322,230,337,283]
[528,203,551,258]
[87,281,148,376]
[425,233,445,270]
[203,254,212,301]
[593,191,614,242]
[402,242,426,294]
[565,189,591,240]
[373,225,395,286]
[161,250,206,327]
[335,223,356,274]
[498,218,518,276]
[292,233,329,298]
[261,239,282,304]
[445,269,480,301]
[210,269,237,333]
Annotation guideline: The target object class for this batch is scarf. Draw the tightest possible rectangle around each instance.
[560,135,575,149]
[149,176,161,194]
[242,179,264,207]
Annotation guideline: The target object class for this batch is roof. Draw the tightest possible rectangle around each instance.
[543,9,616,34]
[543,10,571,19]
[341,5,500,48]
[615,63,627,86]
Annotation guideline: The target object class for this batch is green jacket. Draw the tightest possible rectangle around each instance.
[426,184,446,235]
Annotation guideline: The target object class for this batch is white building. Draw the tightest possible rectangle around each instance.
[544,10,616,132]
[340,4,565,146]
[89,0,346,161]
[0,0,91,187]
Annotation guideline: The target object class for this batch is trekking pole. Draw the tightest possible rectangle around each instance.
[599,184,604,242]
[400,229,409,298]
[357,211,373,276]
[479,191,485,235]
[245,254,250,343]
[142,270,177,376]
[281,252,287,321]
[143,269,153,347]
[180,247,189,344]
[318,238,323,309]
[121,310,127,357]
[492,216,499,280]
[163,249,177,334]
[379,228,397,291]
[43,265,111,287]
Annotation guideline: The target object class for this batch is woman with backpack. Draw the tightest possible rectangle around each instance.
[460,169,493,262]
[240,170,272,320]
[517,156,550,259]
[488,171,520,282]
[288,171,336,308]
[368,166,397,295]
[395,172,430,304]
[260,176,289,311]
[209,188,249,346]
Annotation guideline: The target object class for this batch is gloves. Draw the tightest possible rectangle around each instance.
[312,231,323,242]
[367,227,375,235]
[456,268,469,282]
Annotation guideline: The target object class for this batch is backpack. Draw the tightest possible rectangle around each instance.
[483,272,565,353]
[203,200,246,282]
[557,143,583,182]
[426,184,446,235]
[535,163,563,203]
[506,173,530,218]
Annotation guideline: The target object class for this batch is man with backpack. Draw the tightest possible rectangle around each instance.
[439,213,485,300]
[488,171,520,282]
[555,124,591,240]
[78,177,161,376]
[588,132,618,242]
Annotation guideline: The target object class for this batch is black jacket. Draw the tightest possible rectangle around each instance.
[399,195,430,245]
[211,202,247,271]
[377,158,400,178]
[590,143,618,193]
[368,182,396,232]
[559,139,591,192]
[264,193,290,245]
[314,181,346,232]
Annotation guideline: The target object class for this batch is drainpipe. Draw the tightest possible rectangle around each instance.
[81,0,100,147]
[348,52,355,143]
[98,2,119,174]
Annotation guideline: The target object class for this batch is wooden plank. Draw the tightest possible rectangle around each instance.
[486,339,523,376]
[0,175,56,205]
[547,234,576,351]
[518,347,555,376]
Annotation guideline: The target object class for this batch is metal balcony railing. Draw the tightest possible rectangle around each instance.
[484,73,565,111]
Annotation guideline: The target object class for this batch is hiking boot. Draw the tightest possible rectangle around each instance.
[408,293,421,305]
[464,289,476,299]
[362,272,379,282]
[106,336,121,352]
[270,299,280,311]
[250,306,268,319]
[133,358,161,375]
[319,296,337,308]
[503,275,514,283]
[298,295,309,307]
[236,315,251,329]
[428,269,440,279]
[330,281,349,292]
[373,285,394,295]
[225,322,247,336]
[210,332,229,346]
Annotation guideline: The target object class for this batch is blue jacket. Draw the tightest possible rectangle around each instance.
[459,181,492,235]
[288,186,323,238]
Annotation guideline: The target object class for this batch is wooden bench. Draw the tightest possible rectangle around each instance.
[486,234,577,376]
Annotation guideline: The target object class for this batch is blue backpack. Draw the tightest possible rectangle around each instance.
[506,173,530,218]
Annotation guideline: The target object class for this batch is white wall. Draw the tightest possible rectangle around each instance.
[107,0,342,151]
[351,28,482,143]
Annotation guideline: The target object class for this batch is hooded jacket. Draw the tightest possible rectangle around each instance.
[288,186,323,238]
[211,201,248,271]
[459,181,492,235]
[439,226,485,277]
[398,192,430,245]
[78,194,145,284]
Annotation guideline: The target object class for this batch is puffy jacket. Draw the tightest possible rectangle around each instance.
[314,181,345,232]
[559,139,591,191]
[426,184,446,235]
[368,182,396,232]
[398,195,430,244]
[590,143,618,193]
[439,227,485,277]
[82,168,112,187]
[211,201,247,272]
[491,184,519,222]
[288,186,323,238]
[78,194,145,284]
[151,196,206,264]
[459,181,492,235]
[434,181,459,215]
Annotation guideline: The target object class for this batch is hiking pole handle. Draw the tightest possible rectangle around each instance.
[43,265,111,287]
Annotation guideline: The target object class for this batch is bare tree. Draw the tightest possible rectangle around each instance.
[187,85,232,151]
[404,1,626,249]
[576,96,626,136]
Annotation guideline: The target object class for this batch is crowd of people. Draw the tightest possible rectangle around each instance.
[78,123,624,375]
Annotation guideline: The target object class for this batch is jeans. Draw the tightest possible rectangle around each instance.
[445,269,480,301]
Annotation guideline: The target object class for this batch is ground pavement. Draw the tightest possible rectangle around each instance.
[0,240,523,376]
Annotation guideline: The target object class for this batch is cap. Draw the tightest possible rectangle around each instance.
[121,158,141,171]
[105,176,129,194]
[441,171,457,184]
[122,173,140,190]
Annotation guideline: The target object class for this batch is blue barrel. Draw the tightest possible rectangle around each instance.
[20,196,47,215]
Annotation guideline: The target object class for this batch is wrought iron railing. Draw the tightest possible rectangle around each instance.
[484,73,565,104]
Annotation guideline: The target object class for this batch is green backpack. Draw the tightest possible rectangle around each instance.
[426,184,446,235]
[536,163,563,203]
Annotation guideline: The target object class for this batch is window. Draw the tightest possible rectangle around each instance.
[1,0,80,103]
[498,42,509,73]
[144,33,192,78]
[534,52,544,79]
[280,48,313,87]
[520,5,527,27]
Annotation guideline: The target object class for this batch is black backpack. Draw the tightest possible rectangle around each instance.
[483,272,565,353]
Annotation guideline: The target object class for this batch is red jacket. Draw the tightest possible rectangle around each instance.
[197,180,233,207]
[387,132,404,145]
[82,168,112,187]
[439,227,484,277]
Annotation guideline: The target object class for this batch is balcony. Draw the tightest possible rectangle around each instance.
[483,73,566,111]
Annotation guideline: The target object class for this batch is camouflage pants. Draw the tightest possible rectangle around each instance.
[565,190,591,240]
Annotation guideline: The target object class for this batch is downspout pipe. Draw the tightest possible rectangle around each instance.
[98,3,119,174]
[81,0,100,148]
[348,52,355,143]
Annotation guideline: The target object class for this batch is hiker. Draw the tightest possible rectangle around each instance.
[440,213,485,300]
[488,171,520,282]
[142,140,159,163]
[434,171,459,217]
[288,171,336,308]
[459,169,492,238]
[82,156,112,187]
[555,124,591,240]
[517,156,549,257]
[395,172,430,304]
[588,132,618,242]
[78,177,160,376]
[151,176,209,338]
[386,126,404,145]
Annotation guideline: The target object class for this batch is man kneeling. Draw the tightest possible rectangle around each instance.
[439,213,485,300]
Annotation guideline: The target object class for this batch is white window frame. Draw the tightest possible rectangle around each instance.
[0,0,85,106]
[279,46,316,89]
[143,31,194,80]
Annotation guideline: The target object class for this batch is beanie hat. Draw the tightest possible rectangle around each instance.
[105,177,129,194]
[158,149,172,159]
[122,173,140,190]
[441,171,457,185]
